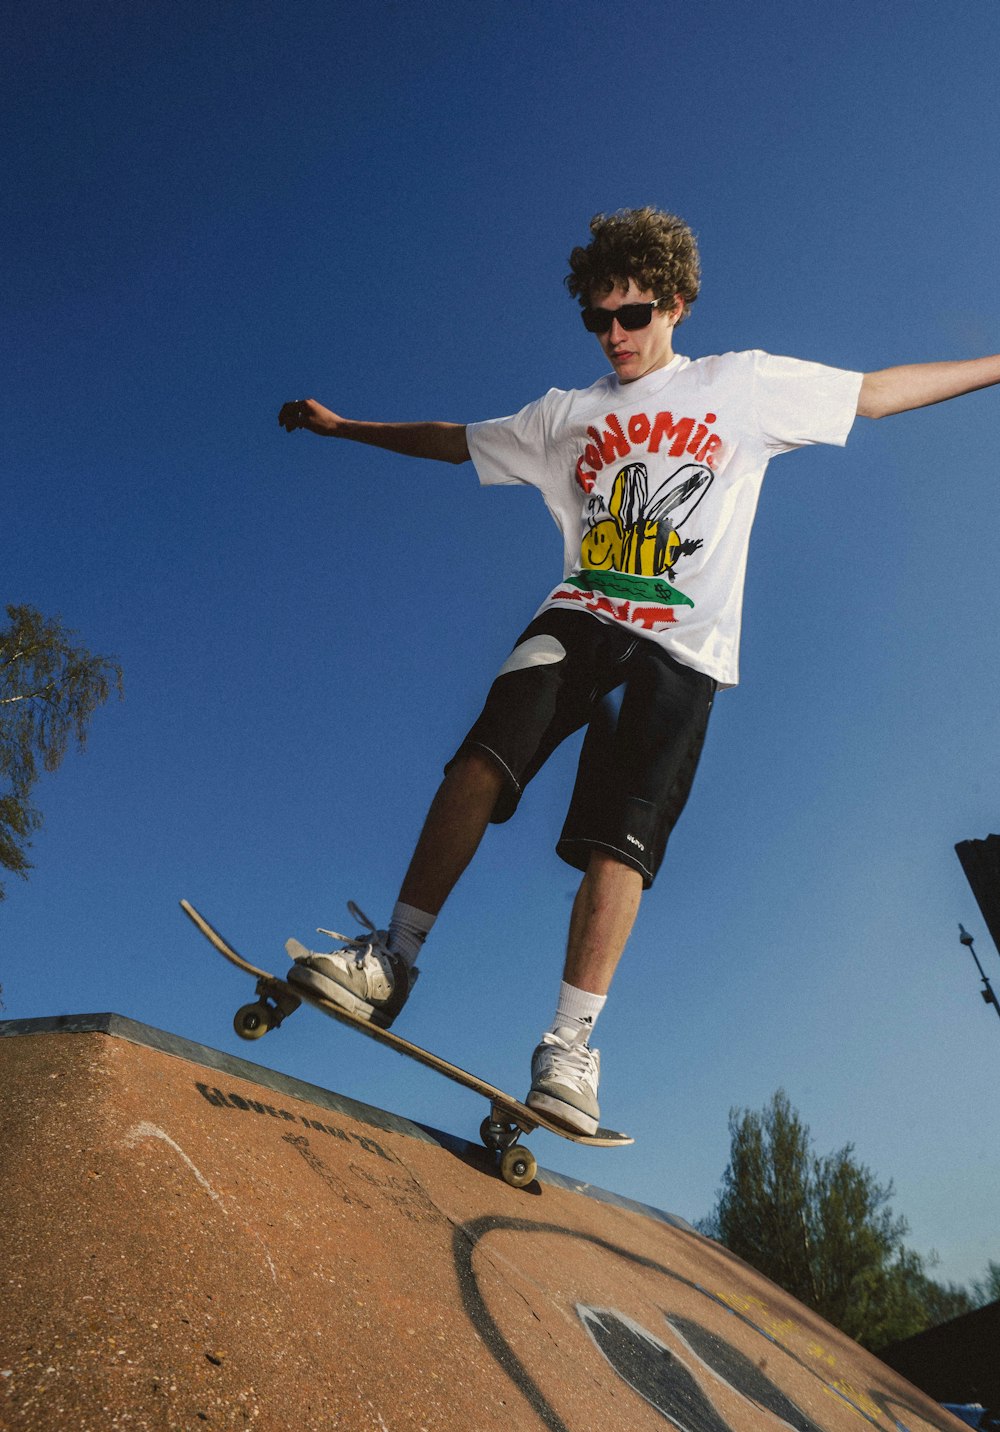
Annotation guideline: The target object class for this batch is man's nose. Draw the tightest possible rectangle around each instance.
[607,315,626,341]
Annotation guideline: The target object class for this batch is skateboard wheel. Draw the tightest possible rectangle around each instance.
[234,1002,272,1040]
[499,1145,537,1189]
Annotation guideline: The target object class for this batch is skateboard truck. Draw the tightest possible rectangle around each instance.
[233,977,302,1039]
[480,1105,539,1188]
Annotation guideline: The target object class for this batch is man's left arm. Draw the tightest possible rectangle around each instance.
[857,355,1000,419]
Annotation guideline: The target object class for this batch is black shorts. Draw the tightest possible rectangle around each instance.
[448,608,716,888]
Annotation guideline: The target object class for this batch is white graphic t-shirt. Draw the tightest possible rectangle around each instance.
[467,350,862,687]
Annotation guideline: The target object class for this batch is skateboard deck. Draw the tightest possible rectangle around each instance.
[180,899,632,1188]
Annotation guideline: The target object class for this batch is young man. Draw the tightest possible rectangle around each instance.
[278,207,1000,1136]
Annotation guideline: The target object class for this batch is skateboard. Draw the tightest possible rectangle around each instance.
[180,899,632,1189]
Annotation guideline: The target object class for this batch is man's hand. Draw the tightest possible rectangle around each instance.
[278,398,340,435]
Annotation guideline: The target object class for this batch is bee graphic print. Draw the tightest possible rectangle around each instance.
[566,460,713,615]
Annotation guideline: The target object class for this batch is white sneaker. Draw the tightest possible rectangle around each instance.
[526,1026,601,1135]
[286,903,417,1029]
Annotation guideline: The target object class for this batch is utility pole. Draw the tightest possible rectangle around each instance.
[957,924,1000,1025]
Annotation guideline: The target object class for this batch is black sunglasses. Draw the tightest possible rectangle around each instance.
[580,299,667,334]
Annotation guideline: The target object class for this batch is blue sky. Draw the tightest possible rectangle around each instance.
[4,1,1000,1289]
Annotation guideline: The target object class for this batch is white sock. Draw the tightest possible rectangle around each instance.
[549,981,606,1044]
[388,902,435,969]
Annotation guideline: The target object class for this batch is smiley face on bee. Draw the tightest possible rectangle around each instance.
[580,461,713,579]
[580,520,619,569]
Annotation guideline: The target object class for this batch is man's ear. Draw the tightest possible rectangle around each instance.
[665,294,685,324]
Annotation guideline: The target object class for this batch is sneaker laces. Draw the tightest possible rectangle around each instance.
[539,1031,599,1086]
[316,902,382,965]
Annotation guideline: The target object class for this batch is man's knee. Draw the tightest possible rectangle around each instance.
[444,746,507,803]
[584,847,646,891]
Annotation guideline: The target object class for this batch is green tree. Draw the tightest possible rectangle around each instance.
[0,604,123,899]
[699,1090,819,1305]
[699,1090,974,1348]
[970,1259,1000,1307]
[911,1267,977,1325]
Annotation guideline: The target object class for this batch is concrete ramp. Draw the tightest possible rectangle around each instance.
[1,1015,958,1432]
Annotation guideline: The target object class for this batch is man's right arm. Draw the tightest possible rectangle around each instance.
[278,398,470,465]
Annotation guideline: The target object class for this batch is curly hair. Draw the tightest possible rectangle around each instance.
[565,207,701,323]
